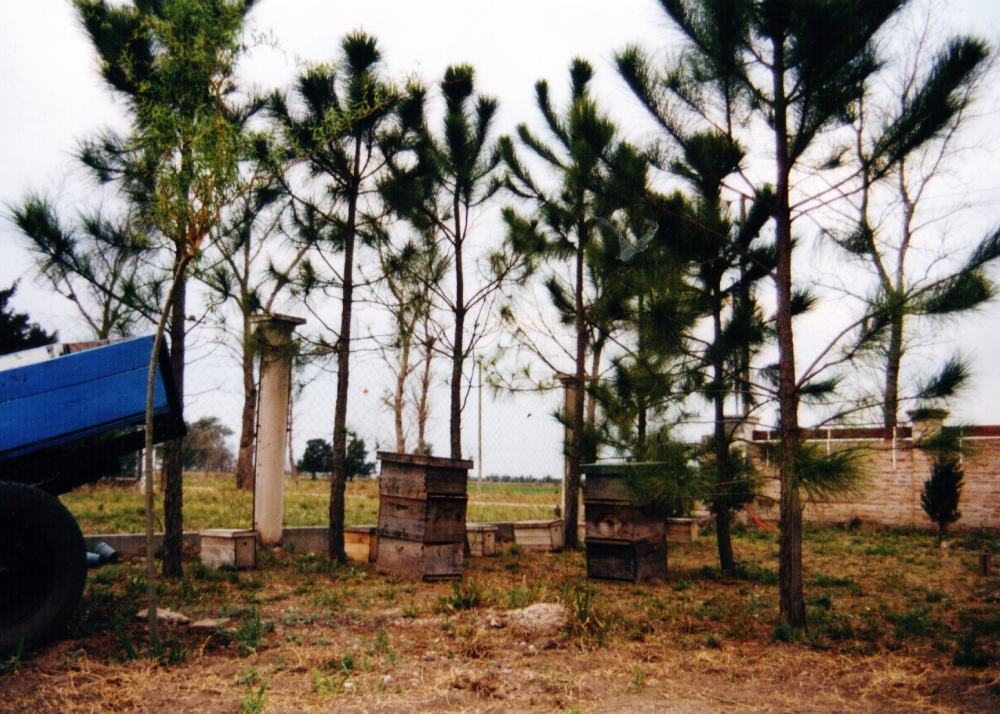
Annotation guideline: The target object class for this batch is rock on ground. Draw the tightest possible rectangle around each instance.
[503,603,568,636]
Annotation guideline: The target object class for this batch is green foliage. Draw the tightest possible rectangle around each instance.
[890,606,936,638]
[0,282,58,355]
[297,439,332,477]
[438,579,484,612]
[234,608,274,656]
[810,574,862,594]
[921,457,963,540]
[625,429,710,518]
[345,432,376,480]
[295,432,373,480]
[952,632,995,668]
[10,196,156,340]
[181,416,234,472]
[772,621,802,644]
[793,443,868,502]
[238,680,267,714]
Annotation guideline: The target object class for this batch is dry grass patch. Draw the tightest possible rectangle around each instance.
[2,524,998,712]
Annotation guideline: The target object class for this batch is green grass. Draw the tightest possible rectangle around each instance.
[60,474,560,533]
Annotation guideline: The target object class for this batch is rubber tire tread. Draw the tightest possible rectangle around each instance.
[0,481,87,653]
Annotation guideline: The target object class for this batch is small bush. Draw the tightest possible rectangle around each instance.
[952,632,995,668]
[889,606,935,638]
[235,608,274,655]
[810,574,862,594]
[438,579,483,612]
[772,621,801,643]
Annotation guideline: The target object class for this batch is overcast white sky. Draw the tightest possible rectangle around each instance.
[3,0,1000,475]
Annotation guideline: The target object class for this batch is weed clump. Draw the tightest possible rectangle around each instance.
[235,608,274,655]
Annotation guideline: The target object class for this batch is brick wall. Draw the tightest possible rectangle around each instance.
[749,424,1000,531]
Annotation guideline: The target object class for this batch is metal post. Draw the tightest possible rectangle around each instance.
[251,313,306,546]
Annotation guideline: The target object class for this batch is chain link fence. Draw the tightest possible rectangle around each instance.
[30,307,565,483]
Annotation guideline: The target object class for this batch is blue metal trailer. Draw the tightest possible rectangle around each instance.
[0,336,184,652]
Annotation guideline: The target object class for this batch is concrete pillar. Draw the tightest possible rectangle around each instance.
[251,314,306,546]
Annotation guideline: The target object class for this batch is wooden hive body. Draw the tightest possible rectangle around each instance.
[374,452,472,581]
[581,463,667,582]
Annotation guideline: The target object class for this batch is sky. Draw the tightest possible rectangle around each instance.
[2,0,1000,476]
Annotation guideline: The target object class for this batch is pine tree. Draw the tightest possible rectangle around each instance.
[499,59,627,548]
[381,65,530,461]
[838,26,997,428]
[0,282,58,356]
[921,457,963,542]
[269,31,400,561]
[622,0,912,626]
[72,0,255,582]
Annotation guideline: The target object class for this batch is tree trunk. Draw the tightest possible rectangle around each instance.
[416,320,434,455]
[161,272,186,579]
[449,195,465,461]
[394,326,412,453]
[328,137,362,563]
[565,231,586,549]
[235,314,258,489]
[771,38,806,629]
[712,300,735,571]
[587,339,603,426]
[883,310,904,430]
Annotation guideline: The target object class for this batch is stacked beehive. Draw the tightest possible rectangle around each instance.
[375,452,473,581]
[581,463,667,582]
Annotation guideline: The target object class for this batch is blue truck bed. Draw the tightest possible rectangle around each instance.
[0,335,184,494]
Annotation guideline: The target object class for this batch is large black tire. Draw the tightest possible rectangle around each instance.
[0,482,87,653]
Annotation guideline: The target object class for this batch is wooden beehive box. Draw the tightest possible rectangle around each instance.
[377,494,468,543]
[344,525,377,562]
[585,538,667,582]
[375,452,473,581]
[513,519,564,552]
[375,537,464,581]
[581,463,667,582]
[200,529,257,569]
[377,451,471,499]
[586,502,666,542]
[466,523,498,557]
[666,518,700,543]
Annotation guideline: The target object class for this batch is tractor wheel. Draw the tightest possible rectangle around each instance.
[0,481,87,653]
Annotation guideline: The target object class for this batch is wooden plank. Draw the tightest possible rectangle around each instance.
[377,494,468,543]
[376,451,474,470]
[376,537,463,581]
[344,526,376,563]
[586,538,667,582]
[584,503,665,542]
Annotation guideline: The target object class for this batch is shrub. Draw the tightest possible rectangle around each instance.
[921,457,963,542]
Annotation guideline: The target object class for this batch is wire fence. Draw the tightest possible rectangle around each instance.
[32,308,566,483]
